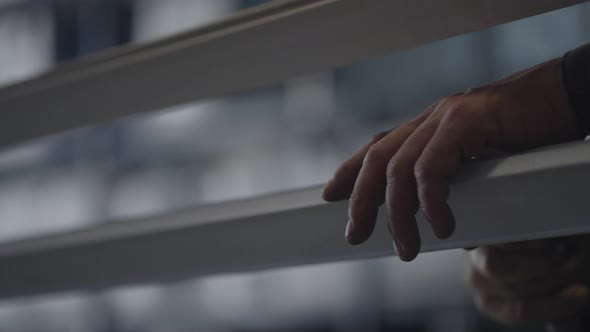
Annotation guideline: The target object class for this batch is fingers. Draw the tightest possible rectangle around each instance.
[322,130,390,202]
[345,124,419,244]
[324,104,438,204]
[468,246,558,283]
[468,241,590,326]
[468,243,575,302]
[474,285,589,326]
[330,95,492,257]
[469,268,570,299]
[385,118,440,260]
[384,99,487,259]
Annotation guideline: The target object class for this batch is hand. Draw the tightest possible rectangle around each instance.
[467,236,590,327]
[322,58,583,261]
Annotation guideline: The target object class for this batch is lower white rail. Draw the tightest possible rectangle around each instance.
[0,141,589,298]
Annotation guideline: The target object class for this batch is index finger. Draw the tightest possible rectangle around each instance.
[322,130,390,202]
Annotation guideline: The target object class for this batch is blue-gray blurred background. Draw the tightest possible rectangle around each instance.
[0,1,590,331]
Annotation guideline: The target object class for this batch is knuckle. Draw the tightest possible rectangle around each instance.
[437,95,457,106]
[364,146,388,165]
[444,104,467,121]
[334,162,356,181]
[386,158,407,182]
[413,160,434,183]
[371,130,390,143]
[434,95,461,110]
[420,101,440,118]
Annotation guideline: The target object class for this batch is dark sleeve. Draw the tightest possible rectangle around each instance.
[562,43,590,136]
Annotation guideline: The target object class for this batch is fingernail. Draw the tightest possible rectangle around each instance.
[391,241,398,256]
[344,220,353,240]
[393,240,405,259]
[323,179,334,190]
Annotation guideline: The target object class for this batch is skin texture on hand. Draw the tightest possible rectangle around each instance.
[467,236,590,327]
[322,58,584,261]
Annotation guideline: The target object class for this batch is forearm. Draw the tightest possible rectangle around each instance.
[562,43,590,135]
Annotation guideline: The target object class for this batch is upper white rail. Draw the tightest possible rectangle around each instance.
[0,0,586,148]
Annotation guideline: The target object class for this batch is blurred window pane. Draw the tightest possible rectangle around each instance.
[0,2,53,87]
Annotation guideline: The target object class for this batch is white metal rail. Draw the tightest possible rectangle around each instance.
[1,141,590,298]
[0,0,585,148]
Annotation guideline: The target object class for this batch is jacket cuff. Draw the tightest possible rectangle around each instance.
[562,43,590,135]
